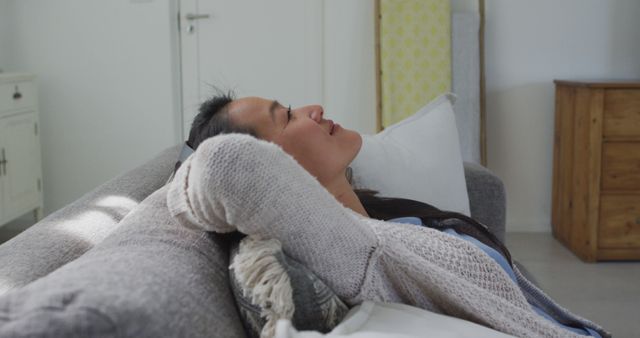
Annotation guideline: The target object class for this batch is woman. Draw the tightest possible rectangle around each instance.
[169,92,609,338]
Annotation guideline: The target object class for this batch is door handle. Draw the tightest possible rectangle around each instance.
[184,13,211,34]
[13,86,23,100]
[185,13,210,21]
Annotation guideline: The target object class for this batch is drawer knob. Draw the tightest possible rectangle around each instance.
[13,85,22,100]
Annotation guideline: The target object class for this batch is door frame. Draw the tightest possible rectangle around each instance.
[169,0,185,142]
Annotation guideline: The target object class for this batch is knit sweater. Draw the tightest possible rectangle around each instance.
[166,134,610,338]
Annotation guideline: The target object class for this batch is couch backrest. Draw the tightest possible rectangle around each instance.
[0,145,180,296]
[0,142,506,296]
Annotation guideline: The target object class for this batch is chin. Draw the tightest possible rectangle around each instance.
[344,129,363,162]
[354,131,363,151]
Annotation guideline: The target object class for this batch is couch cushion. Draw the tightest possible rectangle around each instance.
[463,162,506,243]
[350,93,471,216]
[0,185,245,338]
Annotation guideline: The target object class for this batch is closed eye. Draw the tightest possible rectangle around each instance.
[286,105,292,122]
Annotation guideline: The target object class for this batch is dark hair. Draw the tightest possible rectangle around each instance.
[182,91,512,264]
[356,190,512,264]
[174,90,256,174]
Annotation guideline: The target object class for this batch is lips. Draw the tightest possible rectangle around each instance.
[326,119,340,135]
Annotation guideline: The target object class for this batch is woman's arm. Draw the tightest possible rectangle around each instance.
[167,134,378,300]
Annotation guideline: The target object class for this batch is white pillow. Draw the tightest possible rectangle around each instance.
[275,301,517,338]
[350,93,471,216]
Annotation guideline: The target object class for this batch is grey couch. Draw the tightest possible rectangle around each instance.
[0,144,508,337]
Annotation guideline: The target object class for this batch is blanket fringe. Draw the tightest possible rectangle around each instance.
[230,237,295,338]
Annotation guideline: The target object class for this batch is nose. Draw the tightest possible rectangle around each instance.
[294,105,324,123]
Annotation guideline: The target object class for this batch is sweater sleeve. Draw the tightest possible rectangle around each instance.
[166,134,378,300]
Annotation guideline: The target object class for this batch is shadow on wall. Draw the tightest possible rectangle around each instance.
[486,82,555,232]
[608,1,640,77]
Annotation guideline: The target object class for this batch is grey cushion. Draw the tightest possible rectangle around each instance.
[0,145,180,296]
[0,186,245,338]
[228,239,349,338]
[463,162,506,243]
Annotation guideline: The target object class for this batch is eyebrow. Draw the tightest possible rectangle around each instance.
[269,100,280,125]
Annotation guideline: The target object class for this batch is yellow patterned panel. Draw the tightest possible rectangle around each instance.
[380,0,451,128]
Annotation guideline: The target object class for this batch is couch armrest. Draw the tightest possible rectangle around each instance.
[463,162,506,244]
[0,144,180,295]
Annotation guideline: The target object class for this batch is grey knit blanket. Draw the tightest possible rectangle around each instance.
[167,134,610,338]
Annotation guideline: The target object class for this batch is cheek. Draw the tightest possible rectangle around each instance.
[283,130,329,161]
[282,123,323,148]
[279,129,335,174]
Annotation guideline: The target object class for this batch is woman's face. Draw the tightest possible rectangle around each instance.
[227,97,362,185]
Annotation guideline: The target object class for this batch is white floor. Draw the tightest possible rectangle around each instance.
[506,232,640,338]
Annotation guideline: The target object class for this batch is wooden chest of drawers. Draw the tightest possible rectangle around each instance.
[552,80,640,262]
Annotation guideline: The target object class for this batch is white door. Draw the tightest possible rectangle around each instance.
[0,129,4,221]
[0,112,41,222]
[179,0,323,137]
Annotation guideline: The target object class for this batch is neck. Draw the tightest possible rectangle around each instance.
[324,176,369,218]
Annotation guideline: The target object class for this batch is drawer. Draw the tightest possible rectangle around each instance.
[601,142,640,191]
[599,194,640,248]
[603,89,640,138]
[0,81,37,114]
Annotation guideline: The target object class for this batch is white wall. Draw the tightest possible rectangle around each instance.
[6,0,181,214]
[485,0,640,232]
[324,0,377,134]
[0,1,10,72]
[6,0,640,229]
[4,0,377,215]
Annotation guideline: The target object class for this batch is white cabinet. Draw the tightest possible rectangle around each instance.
[0,73,43,227]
